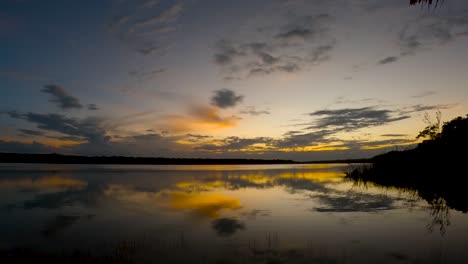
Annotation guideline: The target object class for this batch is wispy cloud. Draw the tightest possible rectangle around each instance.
[307,107,410,132]
[398,10,468,56]
[8,111,109,144]
[239,106,270,116]
[87,104,99,111]
[196,136,274,152]
[381,133,408,137]
[213,13,335,79]
[108,1,185,55]
[378,56,399,65]
[399,103,455,115]
[18,129,45,136]
[211,89,243,109]
[411,90,436,98]
[41,84,83,110]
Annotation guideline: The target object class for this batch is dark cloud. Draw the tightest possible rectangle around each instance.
[275,130,335,149]
[130,133,162,141]
[87,104,99,111]
[378,56,399,65]
[276,14,333,42]
[185,134,212,142]
[128,68,165,80]
[213,13,335,79]
[307,107,410,132]
[239,106,270,116]
[196,136,274,152]
[399,10,468,55]
[7,112,110,144]
[211,89,244,109]
[41,84,83,110]
[18,129,44,136]
[399,104,454,115]
[381,134,408,137]
[108,1,185,55]
[347,138,417,150]
[211,218,245,236]
[276,28,314,40]
[186,134,212,139]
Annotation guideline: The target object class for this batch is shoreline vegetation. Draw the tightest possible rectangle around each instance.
[346,114,468,213]
[0,153,370,165]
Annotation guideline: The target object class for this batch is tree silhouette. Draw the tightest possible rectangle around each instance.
[409,0,444,8]
[416,111,442,140]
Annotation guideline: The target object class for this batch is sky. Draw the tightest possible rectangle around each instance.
[1,0,468,161]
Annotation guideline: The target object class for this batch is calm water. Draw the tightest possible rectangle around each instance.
[1,163,467,263]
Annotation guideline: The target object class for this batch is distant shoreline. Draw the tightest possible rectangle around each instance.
[0,153,370,165]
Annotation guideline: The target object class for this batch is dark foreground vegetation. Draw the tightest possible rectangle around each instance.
[346,114,468,213]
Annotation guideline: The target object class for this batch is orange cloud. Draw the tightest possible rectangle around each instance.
[160,105,239,133]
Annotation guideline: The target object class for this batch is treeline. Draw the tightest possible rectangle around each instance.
[0,153,299,165]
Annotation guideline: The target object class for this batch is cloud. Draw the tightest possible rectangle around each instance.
[275,14,333,42]
[213,13,335,79]
[411,91,436,98]
[239,106,271,116]
[275,130,336,149]
[160,105,240,133]
[134,2,183,27]
[108,1,185,55]
[41,84,83,110]
[18,129,44,136]
[196,136,274,152]
[381,134,408,137]
[398,10,468,55]
[211,89,244,109]
[185,134,212,142]
[87,104,99,110]
[7,111,109,144]
[128,68,165,81]
[399,104,455,115]
[307,107,410,132]
[378,56,399,65]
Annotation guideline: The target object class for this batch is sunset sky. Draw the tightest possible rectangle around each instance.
[1,0,467,161]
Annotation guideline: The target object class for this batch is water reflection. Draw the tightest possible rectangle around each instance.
[0,164,467,263]
[211,218,245,236]
[0,176,87,190]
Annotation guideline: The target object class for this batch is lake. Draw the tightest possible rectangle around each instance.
[0,163,467,263]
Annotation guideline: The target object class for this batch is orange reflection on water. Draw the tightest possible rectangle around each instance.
[176,180,226,190]
[170,192,241,218]
[278,171,345,183]
[0,176,87,189]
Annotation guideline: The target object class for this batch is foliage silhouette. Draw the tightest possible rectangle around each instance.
[346,114,468,213]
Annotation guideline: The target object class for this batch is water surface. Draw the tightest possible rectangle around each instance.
[1,163,467,263]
